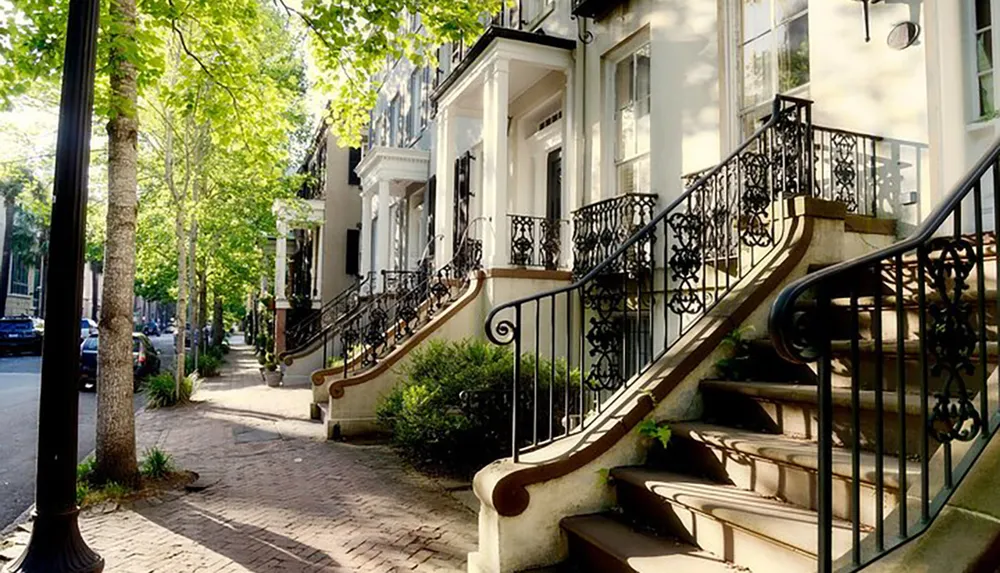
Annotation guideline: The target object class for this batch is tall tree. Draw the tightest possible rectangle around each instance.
[96,0,142,487]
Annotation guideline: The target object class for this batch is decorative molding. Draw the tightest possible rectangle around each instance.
[356,146,432,190]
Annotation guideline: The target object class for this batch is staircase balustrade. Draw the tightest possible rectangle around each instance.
[770,136,1000,570]
[486,95,816,461]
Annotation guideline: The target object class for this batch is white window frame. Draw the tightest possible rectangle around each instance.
[407,68,421,142]
[734,0,810,139]
[389,95,400,146]
[608,40,651,198]
[967,0,999,122]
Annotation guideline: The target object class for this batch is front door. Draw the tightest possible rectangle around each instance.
[546,148,562,220]
[453,152,473,253]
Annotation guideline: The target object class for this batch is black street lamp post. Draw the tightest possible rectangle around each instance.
[5,0,104,571]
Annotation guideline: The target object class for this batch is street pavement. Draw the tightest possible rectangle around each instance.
[0,334,174,528]
[2,341,478,572]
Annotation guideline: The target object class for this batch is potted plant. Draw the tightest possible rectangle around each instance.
[262,359,282,387]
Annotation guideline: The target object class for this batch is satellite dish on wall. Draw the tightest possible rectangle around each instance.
[887,22,920,50]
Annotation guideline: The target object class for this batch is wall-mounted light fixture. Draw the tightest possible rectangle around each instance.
[856,0,884,43]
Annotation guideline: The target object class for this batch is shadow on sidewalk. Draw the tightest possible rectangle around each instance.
[139,500,341,572]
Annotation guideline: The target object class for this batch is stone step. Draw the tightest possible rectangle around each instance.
[666,421,920,527]
[560,514,734,573]
[700,380,924,457]
[827,296,999,342]
[611,468,854,573]
[827,339,998,392]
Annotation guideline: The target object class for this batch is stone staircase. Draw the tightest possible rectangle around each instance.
[556,241,1000,573]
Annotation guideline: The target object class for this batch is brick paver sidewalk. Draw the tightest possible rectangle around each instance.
[74,341,477,572]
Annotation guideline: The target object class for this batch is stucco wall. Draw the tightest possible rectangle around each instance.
[322,140,363,304]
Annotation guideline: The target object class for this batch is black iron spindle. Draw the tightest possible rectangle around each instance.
[850,289,862,566]
[895,253,907,538]
[974,184,989,438]
[874,281,885,552]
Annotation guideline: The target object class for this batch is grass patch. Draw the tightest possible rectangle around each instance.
[140,447,174,479]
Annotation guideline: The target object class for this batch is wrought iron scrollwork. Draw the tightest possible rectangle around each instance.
[923,237,983,443]
[830,131,859,212]
[510,215,535,267]
[666,210,705,315]
[582,279,626,391]
[572,193,657,277]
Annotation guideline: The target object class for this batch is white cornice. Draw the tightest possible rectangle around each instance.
[356,146,432,190]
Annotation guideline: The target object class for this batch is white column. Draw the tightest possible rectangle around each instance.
[561,69,576,270]
[434,106,456,269]
[375,179,392,286]
[360,190,373,280]
[274,220,288,302]
[482,59,510,269]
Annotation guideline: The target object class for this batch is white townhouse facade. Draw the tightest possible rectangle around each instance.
[279,2,1000,572]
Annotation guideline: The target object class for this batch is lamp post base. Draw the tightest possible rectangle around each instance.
[4,509,104,573]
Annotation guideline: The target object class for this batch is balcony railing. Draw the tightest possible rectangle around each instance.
[508,215,567,270]
[449,6,526,66]
[571,193,658,277]
[571,0,624,19]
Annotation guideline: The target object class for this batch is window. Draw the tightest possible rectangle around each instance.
[345,228,361,275]
[523,0,555,27]
[9,253,29,296]
[973,0,995,119]
[738,0,809,135]
[348,147,362,186]
[407,69,421,141]
[389,96,400,146]
[614,44,651,195]
[421,66,432,128]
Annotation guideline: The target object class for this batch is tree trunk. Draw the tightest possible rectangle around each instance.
[198,268,207,352]
[212,290,224,347]
[0,199,16,317]
[95,0,140,488]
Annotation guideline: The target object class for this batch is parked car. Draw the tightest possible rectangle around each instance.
[80,318,98,341]
[79,332,161,391]
[0,316,44,355]
[142,321,160,336]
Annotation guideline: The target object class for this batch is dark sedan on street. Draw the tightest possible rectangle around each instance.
[0,316,44,355]
[79,332,161,391]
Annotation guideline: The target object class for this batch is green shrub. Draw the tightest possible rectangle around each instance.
[144,372,193,408]
[715,325,755,381]
[76,481,91,505]
[140,447,174,479]
[326,356,344,369]
[77,456,95,484]
[184,354,222,377]
[376,339,579,475]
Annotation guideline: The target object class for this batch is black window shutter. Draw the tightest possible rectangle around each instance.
[348,147,362,186]
[345,228,360,276]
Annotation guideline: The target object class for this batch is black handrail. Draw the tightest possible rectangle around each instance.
[486,95,815,461]
[769,134,1000,571]
[283,273,370,356]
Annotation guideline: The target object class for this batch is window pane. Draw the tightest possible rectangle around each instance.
[742,33,772,108]
[978,31,994,73]
[618,155,650,195]
[615,57,632,110]
[777,15,809,91]
[775,0,807,22]
[980,72,995,117]
[636,47,650,99]
[977,0,992,31]
[742,0,771,41]
[617,105,635,160]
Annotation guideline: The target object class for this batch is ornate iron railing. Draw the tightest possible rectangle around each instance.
[770,136,1000,571]
[571,193,658,277]
[683,125,880,217]
[508,215,567,270]
[449,3,527,67]
[284,274,370,353]
[486,95,815,460]
[334,236,483,378]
